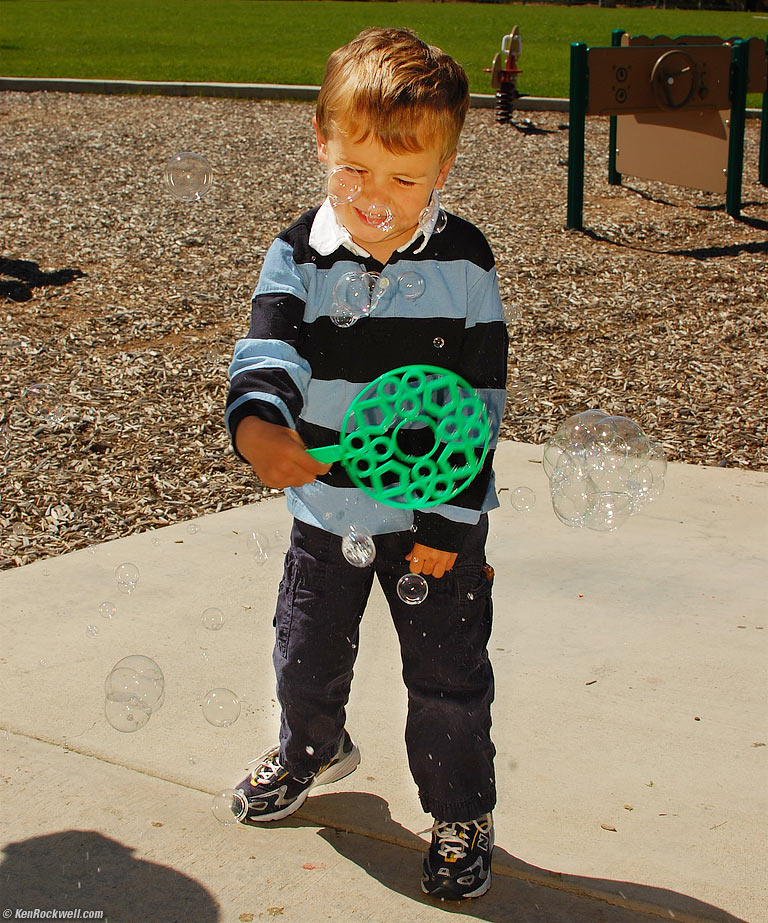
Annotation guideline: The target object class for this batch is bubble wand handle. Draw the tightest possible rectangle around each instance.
[307,444,344,464]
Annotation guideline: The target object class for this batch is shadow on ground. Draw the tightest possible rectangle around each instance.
[287,791,750,923]
[0,257,85,302]
[1,830,221,922]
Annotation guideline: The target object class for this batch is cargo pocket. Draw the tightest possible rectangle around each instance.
[451,563,495,664]
[275,549,301,659]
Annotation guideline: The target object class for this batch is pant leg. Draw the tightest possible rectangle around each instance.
[375,517,496,822]
[273,519,374,774]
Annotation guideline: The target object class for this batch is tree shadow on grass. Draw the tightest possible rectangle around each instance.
[273,791,750,923]
[0,257,85,302]
[0,829,220,922]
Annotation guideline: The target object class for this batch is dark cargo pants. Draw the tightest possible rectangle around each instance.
[272,515,496,822]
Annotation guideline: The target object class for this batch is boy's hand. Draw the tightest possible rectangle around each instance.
[235,416,332,488]
[406,543,457,579]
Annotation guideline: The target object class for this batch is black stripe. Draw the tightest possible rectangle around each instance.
[227,367,304,427]
[299,316,467,382]
[249,293,305,344]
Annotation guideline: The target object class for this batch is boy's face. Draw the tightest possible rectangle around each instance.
[314,117,455,262]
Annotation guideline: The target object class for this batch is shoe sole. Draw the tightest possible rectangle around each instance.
[244,740,361,823]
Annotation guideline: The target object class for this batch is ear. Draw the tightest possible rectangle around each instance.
[434,150,457,190]
[313,116,329,164]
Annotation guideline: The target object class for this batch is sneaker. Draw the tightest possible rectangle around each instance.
[234,731,360,823]
[421,813,494,900]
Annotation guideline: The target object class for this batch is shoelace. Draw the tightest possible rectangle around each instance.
[247,747,283,785]
[433,821,473,860]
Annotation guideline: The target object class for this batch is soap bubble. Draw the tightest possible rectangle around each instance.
[341,524,376,568]
[115,562,140,593]
[511,486,536,512]
[366,203,394,232]
[433,337,445,349]
[201,607,224,631]
[327,166,362,205]
[21,382,63,423]
[104,697,151,733]
[543,410,666,531]
[86,624,99,638]
[334,271,374,318]
[398,272,425,300]
[418,195,447,236]
[245,531,269,565]
[163,152,213,202]
[397,573,429,606]
[211,788,248,825]
[330,301,358,328]
[105,655,165,714]
[203,688,241,727]
[98,601,116,619]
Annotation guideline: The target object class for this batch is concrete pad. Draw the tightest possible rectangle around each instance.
[1,442,766,923]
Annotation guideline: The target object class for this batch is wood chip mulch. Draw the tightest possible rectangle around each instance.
[1,92,766,569]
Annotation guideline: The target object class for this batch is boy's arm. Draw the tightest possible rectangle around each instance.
[226,234,326,484]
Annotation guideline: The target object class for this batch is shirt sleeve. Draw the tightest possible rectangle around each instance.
[225,237,311,459]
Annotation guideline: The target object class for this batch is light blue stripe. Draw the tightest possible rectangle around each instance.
[229,337,311,396]
[301,378,368,429]
[225,391,296,437]
[293,257,504,326]
[254,238,308,301]
[286,484,413,536]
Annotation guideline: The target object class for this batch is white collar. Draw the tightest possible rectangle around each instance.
[308,192,441,261]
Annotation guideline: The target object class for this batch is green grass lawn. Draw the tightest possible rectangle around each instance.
[1,0,765,103]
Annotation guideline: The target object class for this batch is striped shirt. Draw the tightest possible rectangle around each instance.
[226,199,508,552]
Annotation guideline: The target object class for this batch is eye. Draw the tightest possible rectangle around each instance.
[395,178,416,187]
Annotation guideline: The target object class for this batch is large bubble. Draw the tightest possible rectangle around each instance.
[543,410,666,531]
[163,152,213,202]
[104,654,165,733]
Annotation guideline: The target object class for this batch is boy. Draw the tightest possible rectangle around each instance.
[225,27,508,900]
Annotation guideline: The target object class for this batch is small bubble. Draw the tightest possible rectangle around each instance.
[397,573,429,606]
[115,562,140,594]
[86,625,99,638]
[433,337,445,349]
[398,272,425,300]
[511,486,536,513]
[98,601,116,619]
[201,607,224,631]
[202,688,241,728]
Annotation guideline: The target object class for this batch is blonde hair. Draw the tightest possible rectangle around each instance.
[316,27,469,162]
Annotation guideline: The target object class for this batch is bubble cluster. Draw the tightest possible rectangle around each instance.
[330,270,388,328]
[202,688,241,728]
[211,788,248,825]
[341,524,376,568]
[115,562,140,594]
[104,655,165,733]
[163,152,213,202]
[397,573,429,606]
[543,410,667,531]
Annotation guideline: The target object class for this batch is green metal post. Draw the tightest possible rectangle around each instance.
[726,40,748,219]
[759,35,767,187]
[608,29,624,186]
[567,42,589,230]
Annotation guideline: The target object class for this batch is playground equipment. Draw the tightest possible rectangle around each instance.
[567,33,767,229]
[485,27,523,124]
